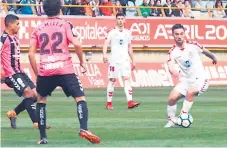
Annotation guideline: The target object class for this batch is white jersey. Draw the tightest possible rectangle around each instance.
[168,41,208,81]
[107,28,132,64]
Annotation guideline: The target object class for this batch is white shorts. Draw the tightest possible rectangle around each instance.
[108,62,131,79]
[174,78,209,96]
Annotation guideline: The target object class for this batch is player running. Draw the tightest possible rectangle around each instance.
[0,14,38,129]
[103,12,140,110]
[29,0,100,144]
[164,24,217,128]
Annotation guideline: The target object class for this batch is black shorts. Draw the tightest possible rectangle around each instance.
[36,74,85,98]
[5,73,36,97]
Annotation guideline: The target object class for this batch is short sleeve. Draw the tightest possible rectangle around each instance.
[128,31,132,43]
[65,21,77,43]
[0,40,3,55]
[167,49,176,63]
[105,29,114,40]
[192,41,204,53]
[0,34,9,54]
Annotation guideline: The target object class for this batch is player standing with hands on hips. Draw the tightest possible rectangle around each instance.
[29,0,100,144]
[103,12,140,110]
[165,24,217,128]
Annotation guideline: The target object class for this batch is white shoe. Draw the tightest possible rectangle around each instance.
[164,117,177,128]
[164,120,176,128]
[171,117,177,124]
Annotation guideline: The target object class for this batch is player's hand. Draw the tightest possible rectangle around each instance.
[103,54,108,63]
[1,72,5,84]
[212,58,217,65]
[1,79,5,84]
[80,63,87,74]
[131,62,136,71]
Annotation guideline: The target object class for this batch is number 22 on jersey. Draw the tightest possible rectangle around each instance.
[39,32,63,54]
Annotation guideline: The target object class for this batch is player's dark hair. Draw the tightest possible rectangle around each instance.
[116,12,125,18]
[43,0,62,17]
[4,14,19,27]
[172,24,185,33]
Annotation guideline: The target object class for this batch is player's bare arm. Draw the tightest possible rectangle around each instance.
[0,68,5,83]
[0,61,5,83]
[71,37,87,73]
[103,36,110,63]
[0,41,4,83]
[128,43,135,70]
[202,48,217,64]
[28,40,38,77]
[0,46,5,82]
[68,24,87,73]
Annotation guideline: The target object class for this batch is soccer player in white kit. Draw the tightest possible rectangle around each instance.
[103,12,140,110]
[164,24,217,128]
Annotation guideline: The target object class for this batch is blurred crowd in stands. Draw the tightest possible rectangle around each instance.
[0,0,227,18]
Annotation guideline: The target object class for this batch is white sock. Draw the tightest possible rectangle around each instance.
[107,81,115,102]
[124,79,132,102]
[181,100,194,113]
[167,104,177,121]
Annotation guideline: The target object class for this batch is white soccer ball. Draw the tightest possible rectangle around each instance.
[177,113,193,128]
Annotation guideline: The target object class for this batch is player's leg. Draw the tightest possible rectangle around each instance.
[164,82,185,128]
[106,64,118,110]
[25,74,51,129]
[36,75,57,144]
[75,96,100,144]
[106,78,116,110]
[22,73,39,128]
[7,95,37,129]
[22,87,38,126]
[12,73,51,129]
[60,74,100,144]
[181,79,209,114]
[121,62,140,109]
[5,73,37,129]
[122,76,140,109]
[3,73,32,118]
[36,95,48,144]
[8,88,37,121]
[4,76,22,128]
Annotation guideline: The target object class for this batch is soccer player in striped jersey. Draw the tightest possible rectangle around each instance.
[1,14,38,129]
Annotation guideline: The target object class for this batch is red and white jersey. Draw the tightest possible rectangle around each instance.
[168,41,208,81]
[30,17,76,76]
[107,28,132,64]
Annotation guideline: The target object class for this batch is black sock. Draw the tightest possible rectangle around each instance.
[24,98,37,123]
[14,99,37,115]
[36,103,47,139]
[14,100,26,115]
[33,99,37,103]
[77,101,88,130]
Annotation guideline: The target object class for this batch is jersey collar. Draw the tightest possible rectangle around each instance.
[175,41,186,51]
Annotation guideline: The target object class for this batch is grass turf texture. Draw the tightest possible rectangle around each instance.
[1,87,227,147]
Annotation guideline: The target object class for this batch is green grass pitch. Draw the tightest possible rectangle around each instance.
[1,87,227,147]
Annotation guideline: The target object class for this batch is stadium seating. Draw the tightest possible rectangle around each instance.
[1,0,227,18]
